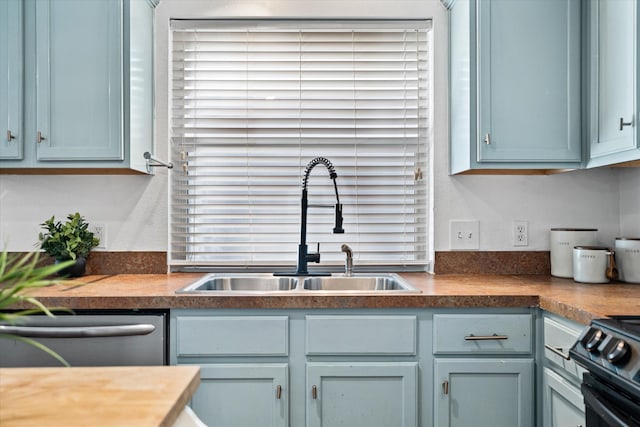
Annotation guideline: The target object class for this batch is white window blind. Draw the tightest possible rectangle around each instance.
[170,20,431,271]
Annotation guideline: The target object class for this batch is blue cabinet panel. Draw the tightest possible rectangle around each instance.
[176,316,288,357]
[588,0,640,167]
[434,358,534,427]
[193,364,288,427]
[433,313,533,355]
[307,362,418,427]
[0,0,23,160]
[477,0,581,163]
[448,0,582,173]
[542,367,585,427]
[0,0,155,173]
[35,0,122,161]
[305,315,417,356]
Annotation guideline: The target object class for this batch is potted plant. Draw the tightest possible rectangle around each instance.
[0,251,73,366]
[38,213,100,277]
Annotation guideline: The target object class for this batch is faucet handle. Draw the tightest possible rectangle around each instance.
[341,244,353,276]
[333,204,344,234]
[307,242,321,263]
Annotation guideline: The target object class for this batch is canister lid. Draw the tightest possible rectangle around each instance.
[573,245,610,251]
[615,237,640,241]
[551,228,598,231]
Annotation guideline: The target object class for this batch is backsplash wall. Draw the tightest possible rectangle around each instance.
[0,0,638,260]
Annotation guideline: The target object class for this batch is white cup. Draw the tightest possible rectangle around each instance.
[615,238,640,283]
[572,246,612,284]
[550,228,598,278]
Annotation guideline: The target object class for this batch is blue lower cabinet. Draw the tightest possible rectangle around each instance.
[434,358,534,427]
[191,364,288,427]
[542,368,585,427]
[306,362,418,427]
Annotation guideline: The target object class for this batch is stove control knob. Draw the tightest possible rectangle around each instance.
[606,339,631,366]
[583,328,606,353]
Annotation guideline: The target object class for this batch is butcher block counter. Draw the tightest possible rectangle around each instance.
[0,365,200,427]
[15,272,640,324]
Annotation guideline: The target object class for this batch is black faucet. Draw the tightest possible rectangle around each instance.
[276,157,344,276]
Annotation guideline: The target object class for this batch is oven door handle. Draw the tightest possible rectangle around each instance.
[0,324,156,338]
[582,383,635,427]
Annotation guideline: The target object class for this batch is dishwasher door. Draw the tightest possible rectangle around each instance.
[0,312,166,367]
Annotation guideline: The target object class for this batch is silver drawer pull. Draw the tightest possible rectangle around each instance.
[7,130,15,141]
[0,324,156,338]
[484,133,491,145]
[36,131,45,143]
[544,344,571,360]
[276,385,282,400]
[312,385,318,399]
[464,333,508,341]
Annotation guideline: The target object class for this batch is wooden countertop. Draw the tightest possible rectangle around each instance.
[14,273,640,324]
[0,365,200,427]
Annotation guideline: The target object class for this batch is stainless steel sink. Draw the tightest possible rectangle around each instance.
[302,274,419,292]
[176,273,420,293]
[176,274,298,293]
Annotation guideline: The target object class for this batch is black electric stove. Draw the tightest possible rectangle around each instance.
[570,316,640,426]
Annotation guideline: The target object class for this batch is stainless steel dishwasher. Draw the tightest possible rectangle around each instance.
[0,310,166,367]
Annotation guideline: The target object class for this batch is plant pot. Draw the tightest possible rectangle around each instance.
[55,257,86,278]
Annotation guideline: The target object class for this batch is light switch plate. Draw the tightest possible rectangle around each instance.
[449,220,480,250]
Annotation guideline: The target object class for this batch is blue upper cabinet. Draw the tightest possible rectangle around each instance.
[35,0,122,162]
[0,0,23,160]
[0,0,155,173]
[449,0,582,174]
[587,0,640,168]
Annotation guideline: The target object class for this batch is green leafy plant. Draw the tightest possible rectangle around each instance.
[38,213,100,261]
[0,251,74,366]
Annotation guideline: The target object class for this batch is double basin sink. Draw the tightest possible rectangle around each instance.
[176,273,420,294]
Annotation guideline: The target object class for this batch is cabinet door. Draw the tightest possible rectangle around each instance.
[0,0,23,160]
[35,0,122,161]
[543,368,585,427]
[191,364,288,427]
[434,358,534,427]
[589,0,638,163]
[477,0,581,163]
[307,362,418,427]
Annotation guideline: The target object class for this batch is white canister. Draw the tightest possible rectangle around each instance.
[615,238,640,283]
[550,228,598,278]
[573,246,613,284]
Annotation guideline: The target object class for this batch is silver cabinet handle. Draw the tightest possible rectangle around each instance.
[276,385,282,400]
[312,385,318,399]
[0,324,156,338]
[544,344,571,360]
[484,133,491,145]
[36,131,45,143]
[7,130,15,142]
[620,117,632,130]
[464,333,508,341]
[442,380,449,395]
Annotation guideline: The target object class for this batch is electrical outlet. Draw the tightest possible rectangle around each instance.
[449,220,480,250]
[513,220,528,247]
[90,223,107,249]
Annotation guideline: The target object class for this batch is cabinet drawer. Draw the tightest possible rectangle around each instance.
[543,316,587,382]
[176,316,288,357]
[306,315,417,355]
[433,314,533,355]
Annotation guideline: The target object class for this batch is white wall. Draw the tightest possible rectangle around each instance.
[619,168,640,236]
[0,0,637,256]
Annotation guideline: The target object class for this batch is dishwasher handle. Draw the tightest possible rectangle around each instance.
[0,324,156,338]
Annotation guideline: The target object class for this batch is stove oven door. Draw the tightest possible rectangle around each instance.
[581,373,640,427]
